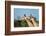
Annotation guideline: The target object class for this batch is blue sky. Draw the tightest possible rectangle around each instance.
[14,8,39,20]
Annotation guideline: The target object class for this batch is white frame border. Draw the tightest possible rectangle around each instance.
[11,5,42,32]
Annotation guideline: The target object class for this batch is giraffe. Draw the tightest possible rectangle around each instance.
[21,14,37,27]
[30,17,37,27]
